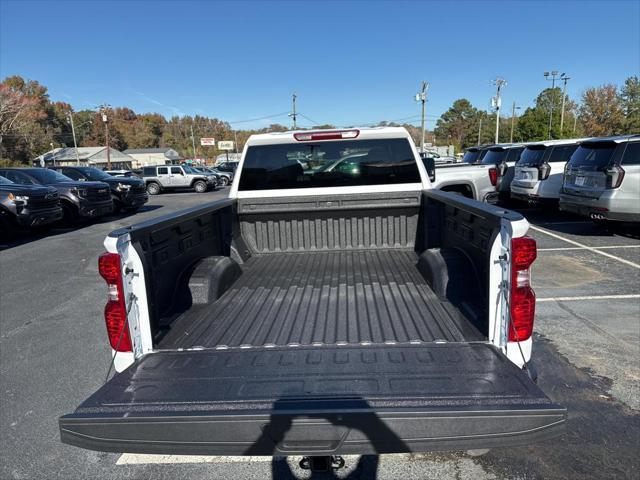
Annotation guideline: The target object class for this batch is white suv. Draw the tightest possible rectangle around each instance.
[511,138,589,204]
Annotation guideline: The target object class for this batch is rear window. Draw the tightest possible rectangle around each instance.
[568,143,617,169]
[548,144,578,163]
[481,148,508,165]
[517,146,548,166]
[238,138,421,191]
[621,142,640,165]
[462,149,481,164]
[505,147,523,163]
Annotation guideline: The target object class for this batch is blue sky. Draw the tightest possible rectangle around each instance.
[1,0,638,130]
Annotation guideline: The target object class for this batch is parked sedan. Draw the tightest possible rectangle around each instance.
[0,175,63,239]
[51,166,148,212]
[0,167,113,223]
[560,135,640,223]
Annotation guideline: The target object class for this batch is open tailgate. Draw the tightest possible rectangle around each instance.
[60,344,565,456]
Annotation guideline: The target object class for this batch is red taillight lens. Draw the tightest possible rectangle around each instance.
[509,236,537,342]
[98,252,132,352]
[294,130,359,141]
[488,167,498,186]
[605,165,625,189]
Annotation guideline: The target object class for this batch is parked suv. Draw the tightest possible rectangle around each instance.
[0,167,113,223]
[511,138,588,205]
[51,166,148,212]
[0,175,63,238]
[560,135,640,223]
[200,166,232,186]
[142,165,216,195]
[479,143,526,203]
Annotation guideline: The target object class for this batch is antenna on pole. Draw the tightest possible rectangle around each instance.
[491,77,507,144]
[288,93,298,129]
[415,81,429,152]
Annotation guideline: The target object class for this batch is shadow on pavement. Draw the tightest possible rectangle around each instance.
[245,398,408,479]
[0,204,164,250]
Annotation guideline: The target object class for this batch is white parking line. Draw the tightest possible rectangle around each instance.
[529,225,640,269]
[538,294,640,302]
[538,245,640,252]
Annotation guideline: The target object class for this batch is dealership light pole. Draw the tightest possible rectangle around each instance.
[559,73,571,136]
[289,93,298,129]
[544,70,559,139]
[101,106,111,169]
[415,81,429,152]
[510,102,521,143]
[477,113,483,146]
[492,77,506,144]
[190,124,197,160]
[68,111,80,165]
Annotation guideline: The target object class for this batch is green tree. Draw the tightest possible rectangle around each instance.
[620,76,640,133]
[515,87,578,141]
[434,99,479,149]
[579,84,625,136]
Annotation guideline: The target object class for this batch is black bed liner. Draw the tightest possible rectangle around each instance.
[60,343,565,455]
[160,249,483,349]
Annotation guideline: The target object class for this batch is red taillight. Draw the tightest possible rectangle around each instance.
[605,165,625,189]
[509,236,537,342]
[98,252,132,352]
[294,130,359,141]
[488,167,498,186]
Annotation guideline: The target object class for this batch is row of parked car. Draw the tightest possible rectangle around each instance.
[427,134,639,224]
[0,166,149,240]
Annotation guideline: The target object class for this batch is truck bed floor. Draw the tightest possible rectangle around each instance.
[160,250,483,349]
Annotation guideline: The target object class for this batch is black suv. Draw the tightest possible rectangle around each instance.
[0,168,113,223]
[0,175,63,239]
[51,166,148,212]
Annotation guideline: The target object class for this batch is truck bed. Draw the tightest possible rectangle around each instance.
[160,249,483,350]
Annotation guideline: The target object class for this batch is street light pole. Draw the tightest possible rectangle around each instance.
[288,93,298,129]
[190,124,197,160]
[559,73,571,136]
[492,77,507,144]
[415,81,429,152]
[68,111,80,165]
[101,110,111,170]
[477,114,483,146]
[544,70,559,140]
[510,102,521,143]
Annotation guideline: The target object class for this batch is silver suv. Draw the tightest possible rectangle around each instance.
[559,135,640,223]
[142,165,217,195]
[511,138,588,205]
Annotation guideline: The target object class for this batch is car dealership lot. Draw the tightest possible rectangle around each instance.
[1,194,638,480]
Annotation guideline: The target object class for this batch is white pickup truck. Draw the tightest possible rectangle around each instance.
[60,127,564,458]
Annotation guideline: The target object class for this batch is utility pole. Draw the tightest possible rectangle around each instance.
[190,124,197,160]
[510,102,521,144]
[288,93,297,129]
[559,73,570,136]
[101,106,111,169]
[492,77,507,144]
[573,115,578,133]
[415,81,429,153]
[477,114,483,146]
[68,111,80,165]
[544,70,559,139]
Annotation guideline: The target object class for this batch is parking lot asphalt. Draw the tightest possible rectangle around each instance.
[1,194,638,480]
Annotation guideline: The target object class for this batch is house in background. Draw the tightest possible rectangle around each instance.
[34,147,134,169]
[123,147,182,168]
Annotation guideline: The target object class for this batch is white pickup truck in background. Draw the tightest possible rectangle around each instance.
[59,127,565,458]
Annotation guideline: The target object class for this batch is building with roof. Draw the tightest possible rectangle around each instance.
[123,148,182,168]
[34,147,134,169]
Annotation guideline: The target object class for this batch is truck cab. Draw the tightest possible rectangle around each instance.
[59,127,565,458]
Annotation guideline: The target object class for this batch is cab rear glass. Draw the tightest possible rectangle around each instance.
[238,138,421,191]
[568,142,617,169]
[462,149,481,164]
